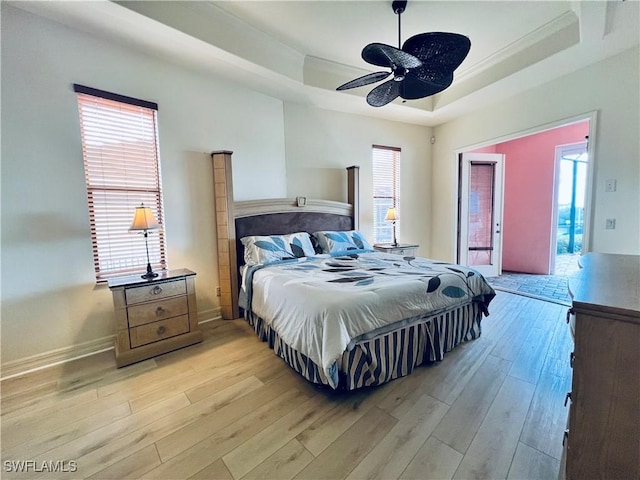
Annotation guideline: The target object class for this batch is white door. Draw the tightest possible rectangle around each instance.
[458,152,505,277]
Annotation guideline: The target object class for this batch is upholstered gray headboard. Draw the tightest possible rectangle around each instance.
[234,200,354,275]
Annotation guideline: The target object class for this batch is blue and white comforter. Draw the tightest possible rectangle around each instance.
[240,252,495,388]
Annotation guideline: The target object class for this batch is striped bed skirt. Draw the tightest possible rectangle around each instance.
[245,301,484,390]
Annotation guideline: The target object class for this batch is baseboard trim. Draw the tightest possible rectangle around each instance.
[1,336,116,381]
[1,307,223,381]
[198,307,222,324]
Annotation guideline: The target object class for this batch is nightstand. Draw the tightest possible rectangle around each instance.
[373,243,419,256]
[108,268,202,367]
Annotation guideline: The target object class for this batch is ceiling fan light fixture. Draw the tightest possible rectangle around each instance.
[336,1,470,107]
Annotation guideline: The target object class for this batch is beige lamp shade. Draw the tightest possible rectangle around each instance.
[129,204,159,231]
[384,207,398,222]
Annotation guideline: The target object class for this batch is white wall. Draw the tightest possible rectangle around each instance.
[1,5,287,366]
[7,2,636,371]
[0,5,432,370]
[283,103,432,255]
[431,46,640,262]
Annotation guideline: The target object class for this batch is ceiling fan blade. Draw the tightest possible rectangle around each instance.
[367,79,401,107]
[400,72,453,100]
[410,65,454,88]
[362,43,422,69]
[336,71,392,91]
[400,32,469,96]
[402,32,471,72]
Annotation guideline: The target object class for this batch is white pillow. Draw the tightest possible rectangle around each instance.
[312,230,373,255]
[241,232,316,265]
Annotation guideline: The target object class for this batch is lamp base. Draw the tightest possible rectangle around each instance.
[141,263,158,280]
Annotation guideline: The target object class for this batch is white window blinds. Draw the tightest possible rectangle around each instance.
[372,145,401,244]
[74,84,167,280]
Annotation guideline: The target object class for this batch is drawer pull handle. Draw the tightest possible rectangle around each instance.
[157,326,167,335]
[152,286,163,295]
[156,306,165,316]
[570,351,575,368]
[564,392,572,407]
[566,308,574,324]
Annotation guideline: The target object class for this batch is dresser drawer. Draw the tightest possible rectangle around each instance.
[129,314,190,348]
[125,279,186,305]
[127,296,189,328]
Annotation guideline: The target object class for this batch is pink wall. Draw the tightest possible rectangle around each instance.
[495,121,589,274]
[470,145,497,154]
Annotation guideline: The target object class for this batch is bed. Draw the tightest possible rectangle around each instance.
[212,155,495,390]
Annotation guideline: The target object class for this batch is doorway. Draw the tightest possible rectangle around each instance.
[458,152,505,277]
[455,114,595,303]
[552,139,588,274]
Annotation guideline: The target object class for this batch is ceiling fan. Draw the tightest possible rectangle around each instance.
[337,0,471,107]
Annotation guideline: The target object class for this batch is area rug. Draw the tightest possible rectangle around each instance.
[486,272,571,305]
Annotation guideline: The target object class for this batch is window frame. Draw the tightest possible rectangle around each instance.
[372,144,401,244]
[74,84,167,281]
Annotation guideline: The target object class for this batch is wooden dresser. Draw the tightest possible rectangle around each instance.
[108,268,202,367]
[563,253,640,479]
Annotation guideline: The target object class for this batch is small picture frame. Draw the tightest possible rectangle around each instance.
[296,196,307,207]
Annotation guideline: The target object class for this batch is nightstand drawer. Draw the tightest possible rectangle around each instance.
[129,314,190,348]
[373,244,419,256]
[127,296,189,328]
[125,279,186,305]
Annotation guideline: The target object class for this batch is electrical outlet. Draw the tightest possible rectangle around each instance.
[605,218,616,230]
[216,286,221,296]
[605,179,617,192]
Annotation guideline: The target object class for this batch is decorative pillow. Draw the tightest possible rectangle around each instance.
[241,232,316,265]
[312,230,373,255]
[310,233,323,254]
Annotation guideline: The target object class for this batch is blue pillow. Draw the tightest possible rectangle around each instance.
[312,230,373,255]
[241,232,316,265]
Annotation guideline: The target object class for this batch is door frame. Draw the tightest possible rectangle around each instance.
[551,140,590,273]
[457,153,505,277]
[453,111,598,270]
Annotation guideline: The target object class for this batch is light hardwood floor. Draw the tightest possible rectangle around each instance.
[1,291,572,479]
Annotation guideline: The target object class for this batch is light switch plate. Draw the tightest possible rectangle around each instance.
[605,218,616,229]
[605,179,617,192]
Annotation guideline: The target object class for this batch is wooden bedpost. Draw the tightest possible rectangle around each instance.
[211,150,239,320]
[347,165,360,230]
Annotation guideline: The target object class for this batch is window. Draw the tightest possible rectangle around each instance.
[372,145,400,244]
[74,84,167,280]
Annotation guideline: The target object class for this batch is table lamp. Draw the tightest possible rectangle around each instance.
[385,206,399,246]
[129,203,160,279]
